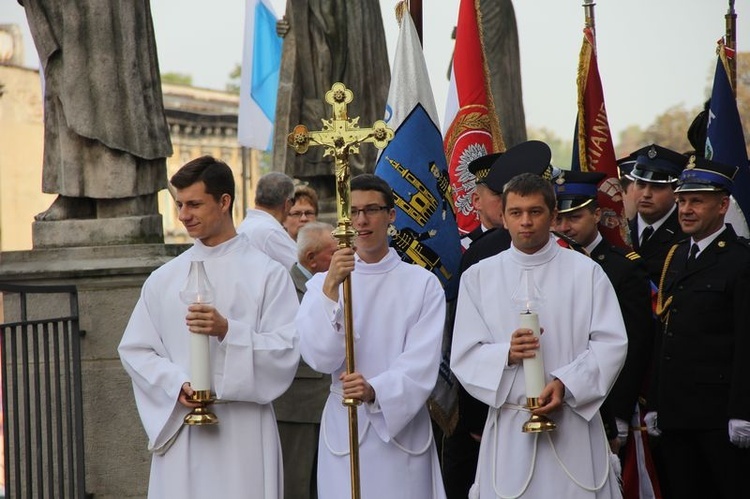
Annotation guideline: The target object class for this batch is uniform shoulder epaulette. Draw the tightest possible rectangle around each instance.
[607,245,641,261]
[625,251,641,261]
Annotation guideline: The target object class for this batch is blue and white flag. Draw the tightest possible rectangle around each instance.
[706,46,750,231]
[374,11,462,298]
[238,0,284,151]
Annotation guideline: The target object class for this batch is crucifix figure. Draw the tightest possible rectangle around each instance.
[287,81,393,499]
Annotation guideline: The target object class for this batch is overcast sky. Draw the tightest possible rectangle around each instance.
[3,0,749,142]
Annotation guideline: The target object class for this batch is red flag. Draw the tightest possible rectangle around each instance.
[574,27,631,248]
[443,0,505,236]
[621,405,663,499]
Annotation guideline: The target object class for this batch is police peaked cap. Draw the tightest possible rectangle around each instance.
[468,152,503,184]
[675,155,738,194]
[629,144,689,184]
[553,170,606,213]
[483,140,554,193]
[616,156,637,180]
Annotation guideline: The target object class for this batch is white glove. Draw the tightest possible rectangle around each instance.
[644,411,661,437]
[728,419,750,448]
[615,417,629,445]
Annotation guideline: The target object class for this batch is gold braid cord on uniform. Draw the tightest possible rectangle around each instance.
[654,244,679,322]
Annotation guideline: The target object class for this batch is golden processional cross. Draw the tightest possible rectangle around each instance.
[287,82,393,499]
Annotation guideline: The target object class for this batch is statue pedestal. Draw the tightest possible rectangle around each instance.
[32,215,165,249]
[0,243,189,499]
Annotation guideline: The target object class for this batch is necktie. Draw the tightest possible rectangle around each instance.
[687,243,699,267]
[641,225,654,245]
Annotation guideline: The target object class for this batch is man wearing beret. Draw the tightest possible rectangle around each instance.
[651,156,750,498]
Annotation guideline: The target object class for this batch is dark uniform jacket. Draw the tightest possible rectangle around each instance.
[454,227,512,434]
[459,227,511,275]
[654,225,750,430]
[591,239,654,421]
[630,208,686,285]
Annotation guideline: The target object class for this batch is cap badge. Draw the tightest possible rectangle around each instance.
[686,155,696,170]
[647,146,657,159]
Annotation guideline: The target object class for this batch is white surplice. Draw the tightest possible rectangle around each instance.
[118,233,299,499]
[237,208,298,269]
[297,248,447,499]
[451,236,627,499]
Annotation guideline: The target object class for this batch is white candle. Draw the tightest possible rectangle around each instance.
[190,333,211,391]
[520,311,545,399]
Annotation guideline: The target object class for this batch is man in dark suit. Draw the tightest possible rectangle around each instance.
[628,144,689,285]
[459,152,504,251]
[553,170,655,453]
[651,156,750,498]
[278,221,336,499]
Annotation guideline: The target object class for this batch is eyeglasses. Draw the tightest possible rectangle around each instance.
[350,205,390,218]
[288,210,316,218]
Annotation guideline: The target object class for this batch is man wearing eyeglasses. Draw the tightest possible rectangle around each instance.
[296,174,447,498]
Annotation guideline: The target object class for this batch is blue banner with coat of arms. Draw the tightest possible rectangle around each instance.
[374,12,461,300]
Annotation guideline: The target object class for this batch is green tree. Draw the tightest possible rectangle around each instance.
[527,127,573,169]
[161,72,193,86]
[226,64,241,95]
[643,104,698,154]
[615,124,647,158]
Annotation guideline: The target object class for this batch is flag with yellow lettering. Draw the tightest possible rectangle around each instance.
[571,27,630,248]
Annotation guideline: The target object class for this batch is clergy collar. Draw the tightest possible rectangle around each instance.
[192,232,246,259]
[509,234,559,267]
[354,247,401,274]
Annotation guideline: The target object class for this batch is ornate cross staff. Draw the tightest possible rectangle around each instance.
[287,82,393,499]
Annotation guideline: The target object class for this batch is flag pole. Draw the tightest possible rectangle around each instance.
[726,0,737,97]
[409,0,423,46]
[583,0,596,37]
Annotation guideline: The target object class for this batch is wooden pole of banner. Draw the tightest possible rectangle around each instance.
[409,0,423,45]
[582,0,596,39]
[726,0,737,97]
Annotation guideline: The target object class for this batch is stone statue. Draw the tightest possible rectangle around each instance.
[479,0,527,148]
[273,0,390,202]
[20,0,172,230]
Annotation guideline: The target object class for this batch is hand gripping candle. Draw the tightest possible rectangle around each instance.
[512,269,556,433]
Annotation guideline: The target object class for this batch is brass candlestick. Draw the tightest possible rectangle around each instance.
[184,389,218,426]
[522,397,557,433]
[179,260,219,426]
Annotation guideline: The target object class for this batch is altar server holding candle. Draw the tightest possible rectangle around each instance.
[451,171,627,498]
[119,156,299,498]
